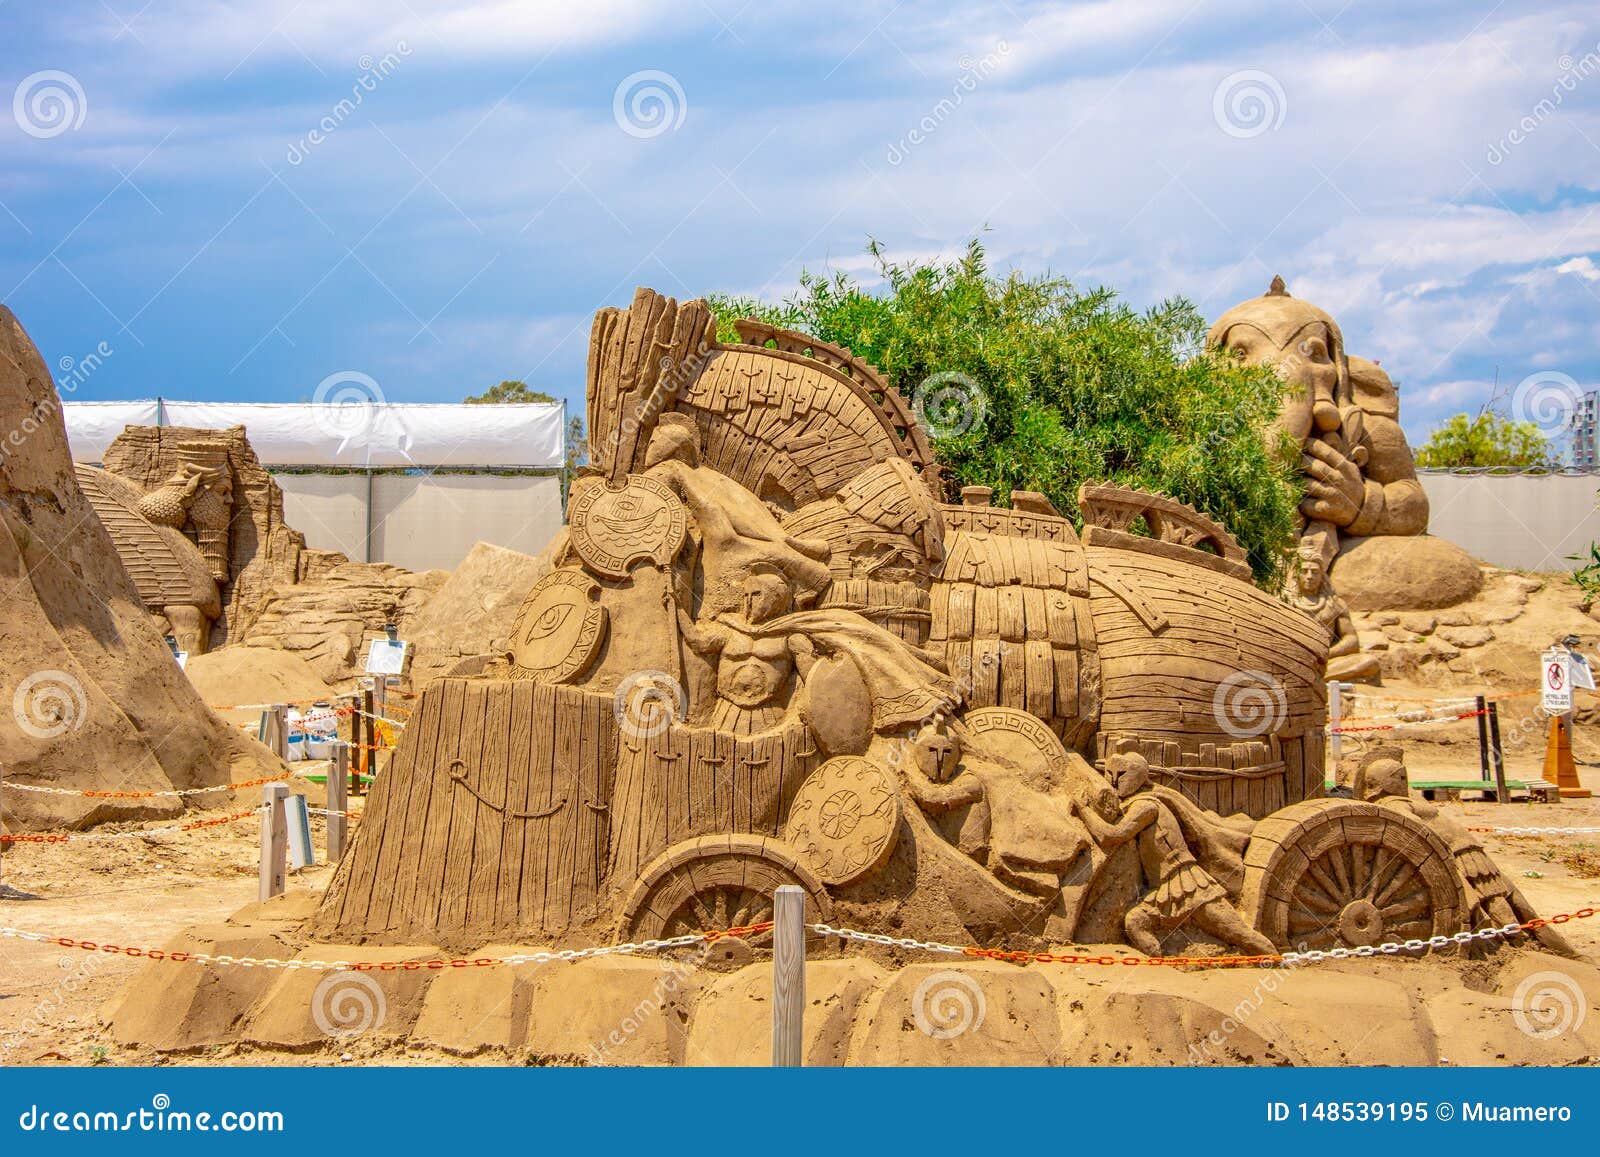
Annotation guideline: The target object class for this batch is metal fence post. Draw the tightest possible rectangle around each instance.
[259,782,289,901]
[1475,694,1491,786]
[771,885,805,1067]
[327,743,350,860]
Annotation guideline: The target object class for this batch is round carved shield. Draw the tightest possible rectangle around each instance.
[509,567,607,683]
[569,475,687,578]
[962,707,1070,777]
[783,756,901,886]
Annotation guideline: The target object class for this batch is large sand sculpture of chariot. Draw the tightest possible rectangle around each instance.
[304,288,1562,965]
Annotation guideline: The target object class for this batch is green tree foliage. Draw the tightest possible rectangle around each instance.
[708,240,1300,584]
[464,379,557,405]
[1413,411,1554,470]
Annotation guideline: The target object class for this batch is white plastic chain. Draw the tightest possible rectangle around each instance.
[1479,826,1600,835]
[346,708,404,728]
[807,919,1555,967]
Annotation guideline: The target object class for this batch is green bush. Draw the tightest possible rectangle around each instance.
[709,239,1300,585]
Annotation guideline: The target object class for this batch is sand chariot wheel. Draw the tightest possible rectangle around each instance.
[1241,799,1467,952]
[619,835,832,968]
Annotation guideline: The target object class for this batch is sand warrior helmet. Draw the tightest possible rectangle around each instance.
[1205,275,1353,444]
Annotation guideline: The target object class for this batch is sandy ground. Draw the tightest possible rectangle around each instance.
[2,752,1595,1068]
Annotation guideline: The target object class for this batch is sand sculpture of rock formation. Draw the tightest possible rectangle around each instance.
[285,286,1559,965]
[0,308,282,828]
[1207,277,1483,679]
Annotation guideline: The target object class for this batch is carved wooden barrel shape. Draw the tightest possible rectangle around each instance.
[1087,546,1328,818]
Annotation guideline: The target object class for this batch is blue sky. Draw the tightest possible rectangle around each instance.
[2,0,1598,446]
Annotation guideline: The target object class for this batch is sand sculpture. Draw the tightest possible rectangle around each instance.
[1207,277,1482,675]
[0,308,282,828]
[82,424,467,684]
[291,287,1558,965]
[90,425,325,654]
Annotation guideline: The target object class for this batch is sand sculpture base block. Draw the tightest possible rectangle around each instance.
[101,895,1600,1066]
[1331,536,1484,611]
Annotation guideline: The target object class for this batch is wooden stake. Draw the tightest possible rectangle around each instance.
[259,782,290,901]
[771,884,805,1067]
[1475,694,1491,785]
[1487,700,1508,804]
[327,743,349,861]
[259,704,289,760]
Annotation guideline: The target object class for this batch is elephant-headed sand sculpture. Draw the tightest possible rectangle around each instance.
[1207,277,1481,679]
[310,288,1559,961]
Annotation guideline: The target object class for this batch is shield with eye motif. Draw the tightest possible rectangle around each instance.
[509,567,608,683]
[568,475,687,578]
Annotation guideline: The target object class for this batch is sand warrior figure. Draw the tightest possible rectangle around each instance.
[679,563,955,738]
[1292,537,1380,683]
[1071,753,1276,956]
[1352,755,1575,957]
[677,565,807,733]
[898,721,1090,897]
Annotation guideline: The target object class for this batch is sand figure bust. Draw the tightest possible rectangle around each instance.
[677,566,805,733]
[1207,276,1428,540]
[1292,537,1379,683]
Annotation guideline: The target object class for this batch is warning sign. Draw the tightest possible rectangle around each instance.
[1543,648,1573,715]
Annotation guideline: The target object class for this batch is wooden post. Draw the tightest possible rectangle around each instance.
[1327,681,1344,761]
[1487,700,1508,804]
[771,884,805,1067]
[259,782,289,901]
[327,743,349,860]
[1475,694,1491,785]
[258,704,289,760]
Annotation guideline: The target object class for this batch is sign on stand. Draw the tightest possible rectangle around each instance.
[1542,648,1573,715]
[363,638,408,676]
[285,794,314,870]
[1571,650,1596,691]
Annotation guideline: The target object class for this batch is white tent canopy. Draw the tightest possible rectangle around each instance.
[62,399,566,468]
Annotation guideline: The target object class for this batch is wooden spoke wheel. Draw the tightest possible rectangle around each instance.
[1242,800,1466,952]
[620,836,832,965]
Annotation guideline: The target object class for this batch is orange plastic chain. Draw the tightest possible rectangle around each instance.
[6,920,778,970]
[0,808,261,844]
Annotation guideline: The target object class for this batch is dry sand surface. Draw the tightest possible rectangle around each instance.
[0,760,1595,1068]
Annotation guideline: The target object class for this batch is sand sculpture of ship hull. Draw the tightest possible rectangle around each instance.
[312,288,1564,963]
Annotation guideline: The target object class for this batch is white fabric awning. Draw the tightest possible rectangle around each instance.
[63,400,566,468]
[57,401,163,461]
